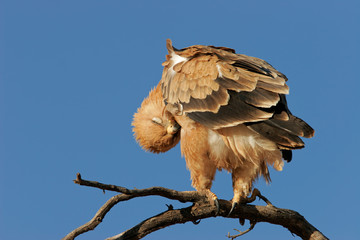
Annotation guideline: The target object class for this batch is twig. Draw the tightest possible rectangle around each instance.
[226,221,256,240]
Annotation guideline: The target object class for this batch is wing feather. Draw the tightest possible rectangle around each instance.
[257,81,289,94]
[182,87,229,113]
[187,91,274,129]
[161,39,314,151]
[237,88,280,108]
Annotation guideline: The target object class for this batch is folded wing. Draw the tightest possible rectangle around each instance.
[161,39,314,160]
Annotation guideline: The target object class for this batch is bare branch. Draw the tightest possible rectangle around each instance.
[73,173,203,202]
[64,173,328,240]
[63,194,133,240]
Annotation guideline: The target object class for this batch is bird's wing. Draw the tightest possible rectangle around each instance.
[161,39,314,151]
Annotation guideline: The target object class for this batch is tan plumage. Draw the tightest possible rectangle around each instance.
[132,83,180,153]
[133,39,314,207]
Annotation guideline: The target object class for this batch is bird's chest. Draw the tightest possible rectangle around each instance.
[208,129,246,170]
[207,130,228,160]
[175,115,236,170]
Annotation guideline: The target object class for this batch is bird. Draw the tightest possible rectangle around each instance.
[132,39,314,214]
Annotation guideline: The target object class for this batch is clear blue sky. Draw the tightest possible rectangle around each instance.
[1,1,359,239]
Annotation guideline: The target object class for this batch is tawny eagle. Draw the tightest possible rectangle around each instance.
[132,39,314,213]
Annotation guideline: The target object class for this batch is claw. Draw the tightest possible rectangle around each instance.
[228,201,238,216]
[203,189,220,215]
[239,217,245,226]
[214,198,220,215]
[192,219,201,225]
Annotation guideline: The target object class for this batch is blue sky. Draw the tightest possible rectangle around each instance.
[1,1,359,239]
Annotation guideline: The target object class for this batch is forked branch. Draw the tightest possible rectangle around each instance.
[63,173,328,240]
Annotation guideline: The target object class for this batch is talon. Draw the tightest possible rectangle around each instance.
[203,190,219,215]
[214,198,220,215]
[192,219,201,225]
[166,204,173,210]
[228,201,238,216]
[239,218,245,226]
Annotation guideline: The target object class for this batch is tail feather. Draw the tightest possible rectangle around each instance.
[281,149,293,162]
[268,115,315,138]
[246,121,305,150]
[246,113,314,153]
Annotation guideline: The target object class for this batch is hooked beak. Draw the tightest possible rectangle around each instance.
[166,120,181,135]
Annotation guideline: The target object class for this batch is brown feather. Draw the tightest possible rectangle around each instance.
[237,88,280,108]
[187,91,274,129]
[267,115,315,138]
[182,87,229,113]
[217,64,258,91]
[257,80,289,94]
[246,121,305,149]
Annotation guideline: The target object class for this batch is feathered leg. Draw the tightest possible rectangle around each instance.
[180,124,219,213]
[190,166,218,212]
[186,147,219,213]
[229,164,258,215]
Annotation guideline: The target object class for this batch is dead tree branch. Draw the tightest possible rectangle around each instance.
[63,173,328,240]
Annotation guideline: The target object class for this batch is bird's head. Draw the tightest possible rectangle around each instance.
[132,84,181,153]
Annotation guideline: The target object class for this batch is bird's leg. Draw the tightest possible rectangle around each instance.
[181,124,218,213]
[189,165,218,214]
[190,168,218,213]
[228,184,251,216]
[228,167,255,216]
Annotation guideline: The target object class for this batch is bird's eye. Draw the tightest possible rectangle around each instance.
[152,117,163,125]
